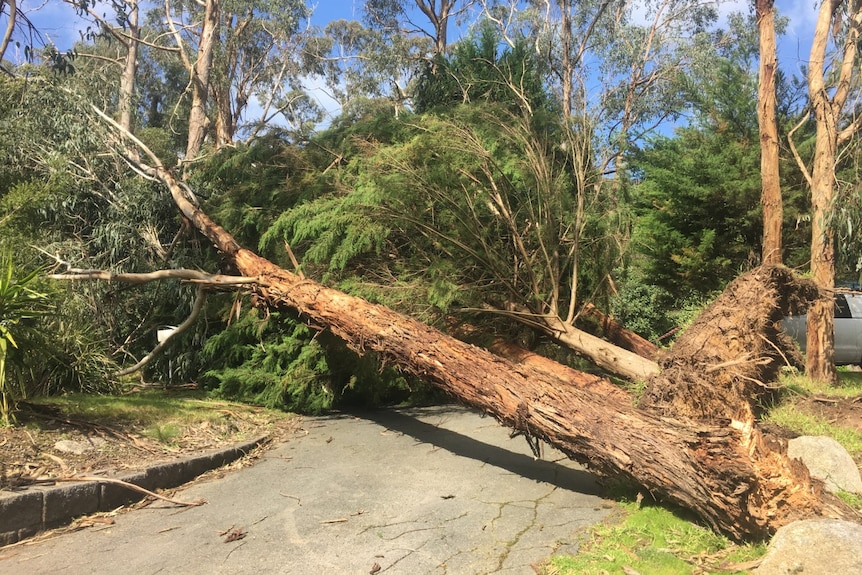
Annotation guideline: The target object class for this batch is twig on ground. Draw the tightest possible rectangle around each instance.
[57,476,206,507]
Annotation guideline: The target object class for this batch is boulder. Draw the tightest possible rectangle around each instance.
[787,435,862,494]
[754,519,862,575]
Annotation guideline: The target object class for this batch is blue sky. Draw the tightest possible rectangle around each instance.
[8,0,823,125]
[17,1,821,59]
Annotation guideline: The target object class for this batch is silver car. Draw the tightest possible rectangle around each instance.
[782,291,862,365]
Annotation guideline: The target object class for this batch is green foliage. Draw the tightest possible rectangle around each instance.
[260,175,392,277]
[0,251,52,425]
[413,23,553,116]
[264,99,625,349]
[201,309,334,413]
[200,304,435,414]
[610,273,678,344]
[630,125,761,299]
[193,135,322,254]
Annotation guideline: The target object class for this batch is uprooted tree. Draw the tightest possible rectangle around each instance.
[49,109,861,542]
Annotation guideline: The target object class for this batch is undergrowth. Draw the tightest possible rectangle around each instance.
[200,307,441,414]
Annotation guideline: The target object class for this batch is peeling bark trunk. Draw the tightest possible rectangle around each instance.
[640,266,813,422]
[118,1,140,133]
[144,161,856,540]
[801,0,862,384]
[757,0,782,266]
[185,0,220,162]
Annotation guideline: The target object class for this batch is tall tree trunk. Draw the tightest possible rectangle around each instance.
[807,126,837,383]
[803,0,851,384]
[213,86,234,148]
[416,0,452,56]
[117,1,140,134]
[558,0,572,119]
[185,0,220,163]
[132,151,855,540]
[756,0,782,266]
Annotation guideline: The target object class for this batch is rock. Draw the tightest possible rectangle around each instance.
[787,435,862,494]
[53,437,105,455]
[754,519,862,575]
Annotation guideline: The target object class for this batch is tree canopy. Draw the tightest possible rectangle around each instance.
[0,0,860,405]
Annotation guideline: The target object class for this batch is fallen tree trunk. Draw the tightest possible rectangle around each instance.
[640,265,813,422]
[579,302,661,360]
[145,162,855,540]
[90,115,858,540]
[487,339,632,404]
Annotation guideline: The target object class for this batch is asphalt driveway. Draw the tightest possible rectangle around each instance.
[2,405,613,574]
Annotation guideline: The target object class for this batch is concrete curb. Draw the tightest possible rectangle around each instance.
[0,435,269,547]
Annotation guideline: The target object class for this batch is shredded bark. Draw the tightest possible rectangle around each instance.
[639,265,818,422]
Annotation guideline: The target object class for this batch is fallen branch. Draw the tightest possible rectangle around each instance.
[49,267,259,286]
[114,285,205,377]
[57,476,206,507]
[47,265,262,377]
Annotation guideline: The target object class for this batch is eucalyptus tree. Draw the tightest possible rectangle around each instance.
[160,0,317,161]
[318,1,477,114]
[756,0,781,265]
[59,1,146,132]
[481,1,717,170]
[791,0,862,384]
[163,0,219,162]
[209,0,313,146]
[320,18,429,114]
[364,0,474,57]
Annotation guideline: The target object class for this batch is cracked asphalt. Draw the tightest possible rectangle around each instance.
[3,405,613,575]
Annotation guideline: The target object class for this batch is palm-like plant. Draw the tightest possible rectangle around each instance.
[0,251,51,426]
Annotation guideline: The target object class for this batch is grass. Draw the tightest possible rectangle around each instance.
[778,369,862,398]
[543,500,766,575]
[762,370,862,461]
[29,388,292,445]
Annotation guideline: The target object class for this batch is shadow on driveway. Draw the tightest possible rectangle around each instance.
[355,405,606,498]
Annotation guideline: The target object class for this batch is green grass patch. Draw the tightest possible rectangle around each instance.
[544,501,765,575]
[144,422,183,445]
[836,490,862,510]
[28,389,292,444]
[763,407,862,460]
[35,389,232,425]
[778,370,862,398]
[836,369,862,393]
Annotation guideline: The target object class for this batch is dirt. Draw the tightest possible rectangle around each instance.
[793,394,862,433]
[0,400,300,492]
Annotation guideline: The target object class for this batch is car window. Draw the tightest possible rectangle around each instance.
[835,294,852,318]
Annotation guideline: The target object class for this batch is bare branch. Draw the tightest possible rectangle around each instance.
[788,111,813,188]
[113,285,206,377]
[49,267,260,286]
[1,0,18,65]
